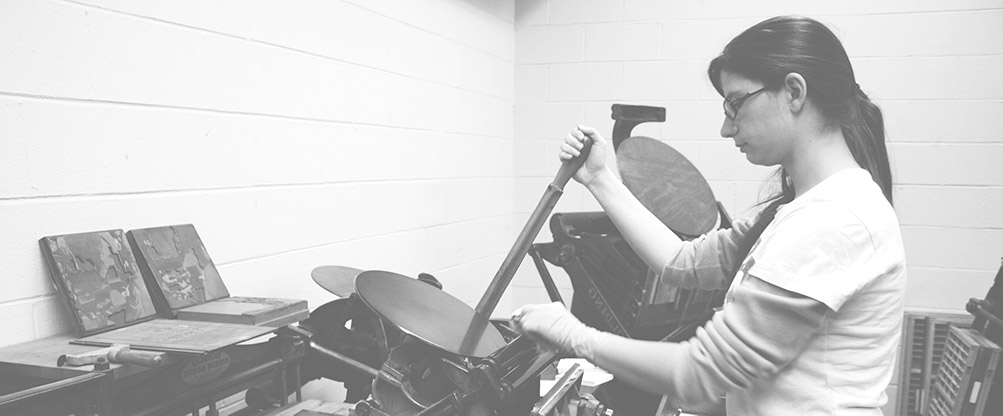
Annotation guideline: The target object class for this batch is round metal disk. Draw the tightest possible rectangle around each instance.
[311,265,364,298]
[617,136,718,237]
[355,270,506,358]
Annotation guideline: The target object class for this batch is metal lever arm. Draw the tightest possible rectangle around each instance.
[611,104,665,151]
[475,138,593,319]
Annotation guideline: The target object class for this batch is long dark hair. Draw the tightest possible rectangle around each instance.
[707,16,893,275]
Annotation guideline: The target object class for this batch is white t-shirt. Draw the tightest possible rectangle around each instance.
[660,168,907,415]
[730,168,906,415]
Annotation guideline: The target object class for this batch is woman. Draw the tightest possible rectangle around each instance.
[512,16,906,415]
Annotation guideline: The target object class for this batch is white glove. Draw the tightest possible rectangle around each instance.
[510,302,604,361]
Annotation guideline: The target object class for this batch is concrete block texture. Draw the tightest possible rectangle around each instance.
[891,143,1003,186]
[883,101,1003,143]
[0,98,512,198]
[516,25,586,64]
[905,267,996,311]
[586,22,662,62]
[548,62,624,101]
[896,185,1003,228]
[548,0,625,24]
[0,0,517,348]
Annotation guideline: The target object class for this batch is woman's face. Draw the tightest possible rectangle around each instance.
[718,71,795,167]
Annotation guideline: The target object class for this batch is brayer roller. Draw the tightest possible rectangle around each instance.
[57,344,164,368]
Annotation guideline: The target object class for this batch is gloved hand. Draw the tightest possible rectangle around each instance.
[510,302,604,361]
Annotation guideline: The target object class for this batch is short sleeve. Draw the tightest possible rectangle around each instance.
[661,217,754,291]
[744,202,876,311]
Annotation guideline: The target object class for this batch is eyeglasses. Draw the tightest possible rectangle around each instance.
[723,87,766,120]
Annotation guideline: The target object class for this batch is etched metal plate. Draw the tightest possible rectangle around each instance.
[40,229,158,337]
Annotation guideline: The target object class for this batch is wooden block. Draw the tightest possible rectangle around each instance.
[39,230,158,337]
[128,223,308,327]
[176,296,308,327]
[127,224,229,317]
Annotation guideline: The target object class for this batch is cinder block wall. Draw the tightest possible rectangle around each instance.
[512,1,1002,414]
[2,0,1001,411]
[0,0,516,347]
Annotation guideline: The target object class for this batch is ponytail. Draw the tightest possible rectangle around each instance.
[843,86,893,205]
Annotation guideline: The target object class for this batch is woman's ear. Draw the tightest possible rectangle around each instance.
[784,72,807,113]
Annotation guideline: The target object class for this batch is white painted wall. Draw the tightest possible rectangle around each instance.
[0,0,516,347]
[2,0,1001,412]
[513,1,1002,414]
[512,0,1003,315]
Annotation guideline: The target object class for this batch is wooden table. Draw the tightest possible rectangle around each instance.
[0,329,306,416]
[256,399,353,416]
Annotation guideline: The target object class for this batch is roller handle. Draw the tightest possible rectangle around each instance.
[57,345,164,368]
[474,134,593,319]
[552,134,594,190]
[108,347,163,367]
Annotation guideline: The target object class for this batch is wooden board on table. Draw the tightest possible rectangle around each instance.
[258,399,353,416]
[72,319,274,355]
[176,296,308,327]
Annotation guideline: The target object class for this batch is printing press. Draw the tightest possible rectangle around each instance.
[0,104,727,416]
[290,104,732,415]
[290,124,605,416]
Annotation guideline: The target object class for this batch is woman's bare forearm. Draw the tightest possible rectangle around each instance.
[585,168,684,273]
